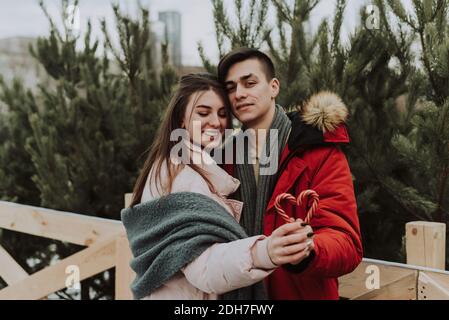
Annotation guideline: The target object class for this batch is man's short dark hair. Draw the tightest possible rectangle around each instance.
[217,47,276,83]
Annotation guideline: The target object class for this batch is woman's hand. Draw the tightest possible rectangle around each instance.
[267,219,314,266]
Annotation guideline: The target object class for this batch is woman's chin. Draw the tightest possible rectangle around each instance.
[201,139,221,149]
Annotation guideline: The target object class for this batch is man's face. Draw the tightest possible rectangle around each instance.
[224,59,279,126]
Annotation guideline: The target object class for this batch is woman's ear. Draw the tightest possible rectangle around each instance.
[270,78,280,99]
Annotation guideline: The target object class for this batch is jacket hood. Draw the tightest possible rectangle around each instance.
[287,91,350,151]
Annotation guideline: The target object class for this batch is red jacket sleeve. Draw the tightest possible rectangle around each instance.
[295,145,363,278]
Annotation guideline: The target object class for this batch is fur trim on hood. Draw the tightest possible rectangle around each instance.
[300,91,348,133]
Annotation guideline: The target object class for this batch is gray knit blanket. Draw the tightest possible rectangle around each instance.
[120,192,266,300]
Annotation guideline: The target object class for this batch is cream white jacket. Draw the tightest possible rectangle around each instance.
[141,142,276,299]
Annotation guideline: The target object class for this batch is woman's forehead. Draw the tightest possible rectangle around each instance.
[192,90,224,108]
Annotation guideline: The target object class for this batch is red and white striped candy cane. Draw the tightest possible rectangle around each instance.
[274,193,296,223]
[274,189,319,224]
[296,189,319,223]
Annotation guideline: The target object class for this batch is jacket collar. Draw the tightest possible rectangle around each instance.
[183,140,241,197]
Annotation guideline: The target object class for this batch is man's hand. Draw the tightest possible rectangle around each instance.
[267,219,314,266]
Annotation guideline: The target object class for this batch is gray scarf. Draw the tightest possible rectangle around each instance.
[121,192,266,300]
[235,105,291,236]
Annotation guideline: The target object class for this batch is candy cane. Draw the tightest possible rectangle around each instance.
[274,189,319,224]
[297,190,319,223]
[274,193,296,223]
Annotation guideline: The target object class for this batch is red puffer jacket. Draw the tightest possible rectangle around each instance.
[225,92,363,299]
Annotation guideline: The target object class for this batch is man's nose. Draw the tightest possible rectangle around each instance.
[235,84,247,100]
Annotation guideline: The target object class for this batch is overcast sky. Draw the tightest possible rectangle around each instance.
[0,0,413,66]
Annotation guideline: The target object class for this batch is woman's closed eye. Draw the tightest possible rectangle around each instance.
[218,109,227,118]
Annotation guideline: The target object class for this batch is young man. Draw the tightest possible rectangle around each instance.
[218,48,363,300]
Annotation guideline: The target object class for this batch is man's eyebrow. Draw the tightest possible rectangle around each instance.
[240,73,255,81]
[225,73,256,85]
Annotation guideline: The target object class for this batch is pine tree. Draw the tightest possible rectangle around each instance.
[198,0,270,74]
[0,0,177,298]
[383,0,449,262]
[0,78,40,204]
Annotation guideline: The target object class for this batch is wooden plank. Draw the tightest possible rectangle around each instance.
[352,272,417,300]
[339,259,416,299]
[406,221,446,270]
[124,193,133,208]
[0,237,116,300]
[0,201,124,246]
[0,245,29,285]
[418,271,449,300]
[421,271,449,292]
[115,235,135,300]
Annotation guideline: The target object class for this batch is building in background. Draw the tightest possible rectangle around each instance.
[0,37,52,113]
[149,20,166,74]
[158,11,182,67]
[0,37,50,89]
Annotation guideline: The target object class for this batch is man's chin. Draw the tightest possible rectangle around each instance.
[236,114,256,125]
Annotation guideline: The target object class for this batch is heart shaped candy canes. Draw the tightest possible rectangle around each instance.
[274,189,319,224]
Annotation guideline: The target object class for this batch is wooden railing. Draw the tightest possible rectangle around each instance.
[0,194,447,300]
[339,258,449,299]
[0,199,135,300]
[339,221,448,299]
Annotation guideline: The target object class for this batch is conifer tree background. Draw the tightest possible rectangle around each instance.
[0,0,177,299]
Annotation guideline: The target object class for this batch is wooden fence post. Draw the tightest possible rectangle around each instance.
[406,221,446,270]
[124,193,133,208]
[114,193,135,300]
[115,234,135,300]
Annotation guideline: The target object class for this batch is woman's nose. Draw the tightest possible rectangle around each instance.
[207,113,221,128]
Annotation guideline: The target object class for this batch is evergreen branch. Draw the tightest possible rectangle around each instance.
[264,31,283,65]
[251,0,270,48]
[302,0,320,19]
[197,42,216,75]
[39,0,63,42]
[379,177,436,221]
[235,0,245,43]
[276,9,289,57]
[331,0,346,55]
[436,166,449,222]
[388,0,419,31]
[211,0,232,55]
[271,0,293,24]
[431,0,447,22]
[418,24,442,103]
[101,19,126,73]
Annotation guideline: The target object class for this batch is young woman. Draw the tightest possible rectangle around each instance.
[128,73,311,299]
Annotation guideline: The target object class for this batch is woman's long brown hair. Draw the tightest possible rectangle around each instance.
[129,73,233,207]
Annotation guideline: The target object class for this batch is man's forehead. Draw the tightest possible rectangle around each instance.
[225,59,265,82]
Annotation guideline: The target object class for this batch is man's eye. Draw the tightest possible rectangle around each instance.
[247,81,256,86]
[226,86,236,93]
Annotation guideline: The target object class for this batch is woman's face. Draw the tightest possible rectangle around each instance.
[182,89,229,148]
